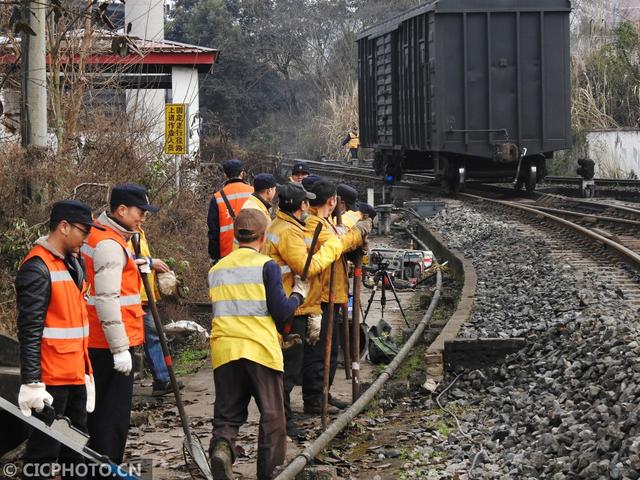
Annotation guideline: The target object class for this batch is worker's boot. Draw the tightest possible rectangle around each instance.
[286,420,306,441]
[303,402,338,415]
[328,395,350,410]
[210,440,234,480]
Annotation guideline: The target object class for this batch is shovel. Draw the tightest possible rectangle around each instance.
[131,234,213,480]
[0,397,139,479]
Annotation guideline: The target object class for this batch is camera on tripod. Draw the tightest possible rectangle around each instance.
[369,251,390,272]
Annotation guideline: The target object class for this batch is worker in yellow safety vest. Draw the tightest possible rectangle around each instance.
[341,128,360,161]
[264,183,344,439]
[207,209,309,480]
[241,173,278,224]
[299,180,372,414]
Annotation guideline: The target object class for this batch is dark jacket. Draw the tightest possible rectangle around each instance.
[207,178,246,260]
[16,241,84,384]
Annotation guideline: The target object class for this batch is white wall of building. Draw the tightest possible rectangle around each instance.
[125,0,164,41]
[171,66,200,157]
[586,129,640,178]
[125,0,166,148]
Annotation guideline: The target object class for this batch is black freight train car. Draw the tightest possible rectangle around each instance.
[357,0,571,191]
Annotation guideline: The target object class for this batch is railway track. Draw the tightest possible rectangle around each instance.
[458,192,640,309]
[269,158,640,477]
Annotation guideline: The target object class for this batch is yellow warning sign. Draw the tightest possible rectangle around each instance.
[164,103,188,155]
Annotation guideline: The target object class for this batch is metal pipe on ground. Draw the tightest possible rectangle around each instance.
[275,229,442,480]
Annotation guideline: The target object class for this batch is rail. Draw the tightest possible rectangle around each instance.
[459,192,640,272]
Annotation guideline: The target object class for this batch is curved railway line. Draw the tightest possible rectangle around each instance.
[269,157,640,478]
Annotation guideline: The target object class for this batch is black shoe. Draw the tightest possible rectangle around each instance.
[286,421,306,440]
[303,402,338,415]
[210,441,234,480]
[328,395,350,410]
[152,380,184,396]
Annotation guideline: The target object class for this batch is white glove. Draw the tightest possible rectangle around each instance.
[18,383,53,417]
[306,314,322,346]
[135,257,151,274]
[85,374,95,413]
[292,275,309,300]
[113,350,132,375]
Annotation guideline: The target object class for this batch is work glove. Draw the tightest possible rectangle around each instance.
[18,382,53,417]
[292,275,309,300]
[85,374,95,413]
[354,217,374,237]
[281,334,303,351]
[113,350,132,375]
[306,314,322,346]
[135,257,151,274]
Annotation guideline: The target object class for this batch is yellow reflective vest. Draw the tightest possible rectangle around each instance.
[347,132,360,149]
[208,247,283,372]
[297,208,364,314]
[265,210,342,315]
[241,194,272,224]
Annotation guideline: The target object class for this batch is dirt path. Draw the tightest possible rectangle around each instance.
[126,237,422,479]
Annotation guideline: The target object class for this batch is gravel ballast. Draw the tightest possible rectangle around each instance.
[406,204,640,479]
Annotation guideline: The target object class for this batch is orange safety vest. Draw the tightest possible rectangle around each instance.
[213,181,254,258]
[22,245,92,386]
[82,222,144,349]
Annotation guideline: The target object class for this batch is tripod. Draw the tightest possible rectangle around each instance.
[363,268,410,328]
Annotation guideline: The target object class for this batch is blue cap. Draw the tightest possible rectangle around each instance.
[223,159,244,178]
[110,184,159,213]
[292,161,310,175]
[253,173,277,191]
[50,200,105,230]
[301,174,322,190]
[357,202,377,219]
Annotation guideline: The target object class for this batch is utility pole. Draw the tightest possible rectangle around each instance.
[21,0,48,148]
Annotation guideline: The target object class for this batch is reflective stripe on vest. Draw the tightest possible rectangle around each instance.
[214,182,254,258]
[42,325,90,339]
[82,221,144,348]
[208,248,282,371]
[21,245,90,386]
[215,192,252,203]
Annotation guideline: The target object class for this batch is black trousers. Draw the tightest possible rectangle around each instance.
[210,359,286,480]
[24,385,87,480]
[283,315,307,424]
[302,303,341,406]
[87,348,134,465]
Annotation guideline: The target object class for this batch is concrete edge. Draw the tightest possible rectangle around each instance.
[416,223,478,381]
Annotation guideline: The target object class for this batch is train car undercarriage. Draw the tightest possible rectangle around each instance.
[373,147,550,193]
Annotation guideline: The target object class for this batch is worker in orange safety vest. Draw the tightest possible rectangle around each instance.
[81,183,158,465]
[16,200,103,476]
[207,159,254,263]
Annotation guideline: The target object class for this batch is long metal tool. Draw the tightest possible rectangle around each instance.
[301,222,324,281]
[341,303,351,380]
[321,262,336,430]
[322,199,342,428]
[0,397,139,479]
[131,235,213,480]
[276,260,444,480]
[351,249,363,401]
